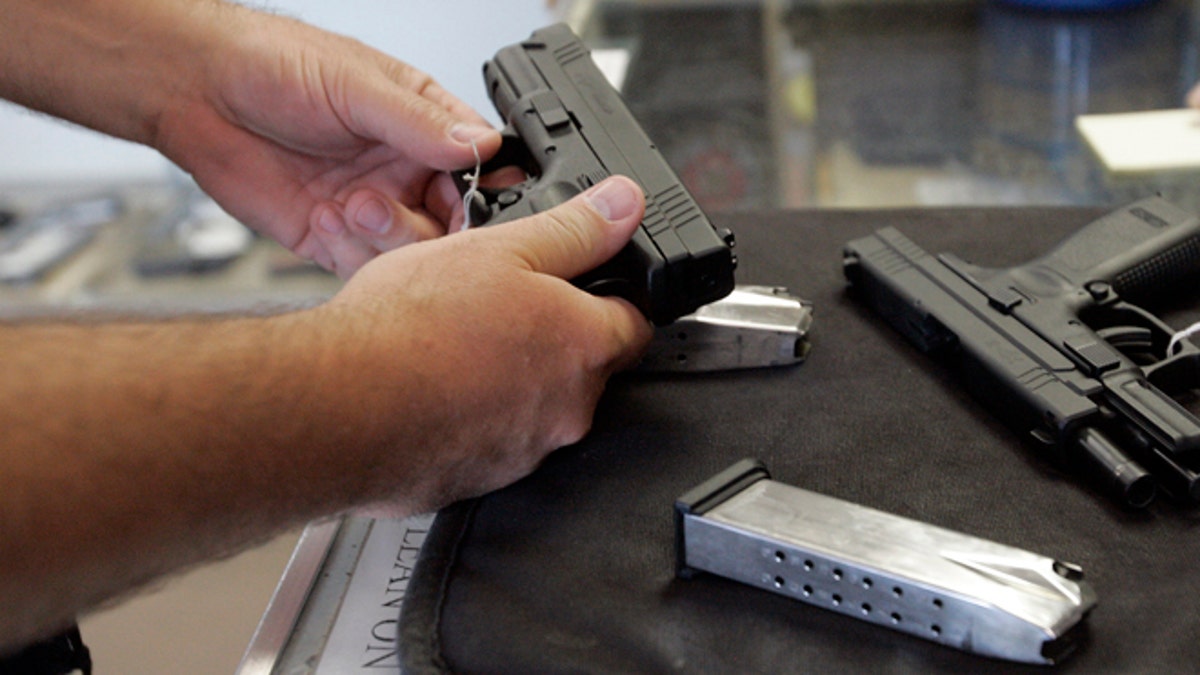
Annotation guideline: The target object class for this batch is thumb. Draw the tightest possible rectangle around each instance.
[504,176,646,280]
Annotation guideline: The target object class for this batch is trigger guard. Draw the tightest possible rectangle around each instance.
[464,191,490,228]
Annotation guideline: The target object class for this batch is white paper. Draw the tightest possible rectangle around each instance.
[314,514,434,673]
[1076,109,1200,175]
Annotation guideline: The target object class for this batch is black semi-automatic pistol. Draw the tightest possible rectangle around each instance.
[844,197,1200,508]
[460,24,737,326]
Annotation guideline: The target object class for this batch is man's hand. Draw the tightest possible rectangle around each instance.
[322,176,653,510]
[154,6,501,277]
[0,176,651,649]
[0,0,501,277]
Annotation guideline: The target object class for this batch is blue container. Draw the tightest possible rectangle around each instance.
[995,0,1159,11]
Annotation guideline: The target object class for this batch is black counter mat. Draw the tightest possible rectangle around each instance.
[400,207,1200,674]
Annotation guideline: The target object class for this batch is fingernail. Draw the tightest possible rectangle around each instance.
[353,198,392,234]
[450,123,495,144]
[585,178,640,222]
[317,206,345,235]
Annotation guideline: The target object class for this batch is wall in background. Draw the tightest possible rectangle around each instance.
[0,1,553,184]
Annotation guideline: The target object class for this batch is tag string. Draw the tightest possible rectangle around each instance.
[457,140,482,233]
[1168,320,1200,356]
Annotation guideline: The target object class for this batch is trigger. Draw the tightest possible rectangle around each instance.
[465,191,490,227]
[1096,326,1154,355]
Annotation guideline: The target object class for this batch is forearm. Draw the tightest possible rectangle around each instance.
[0,307,414,650]
[0,0,233,144]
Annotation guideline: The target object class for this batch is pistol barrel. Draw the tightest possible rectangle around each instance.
[1074,428,1156,508]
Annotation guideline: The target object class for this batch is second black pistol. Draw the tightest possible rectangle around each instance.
[845,198,1200,508]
